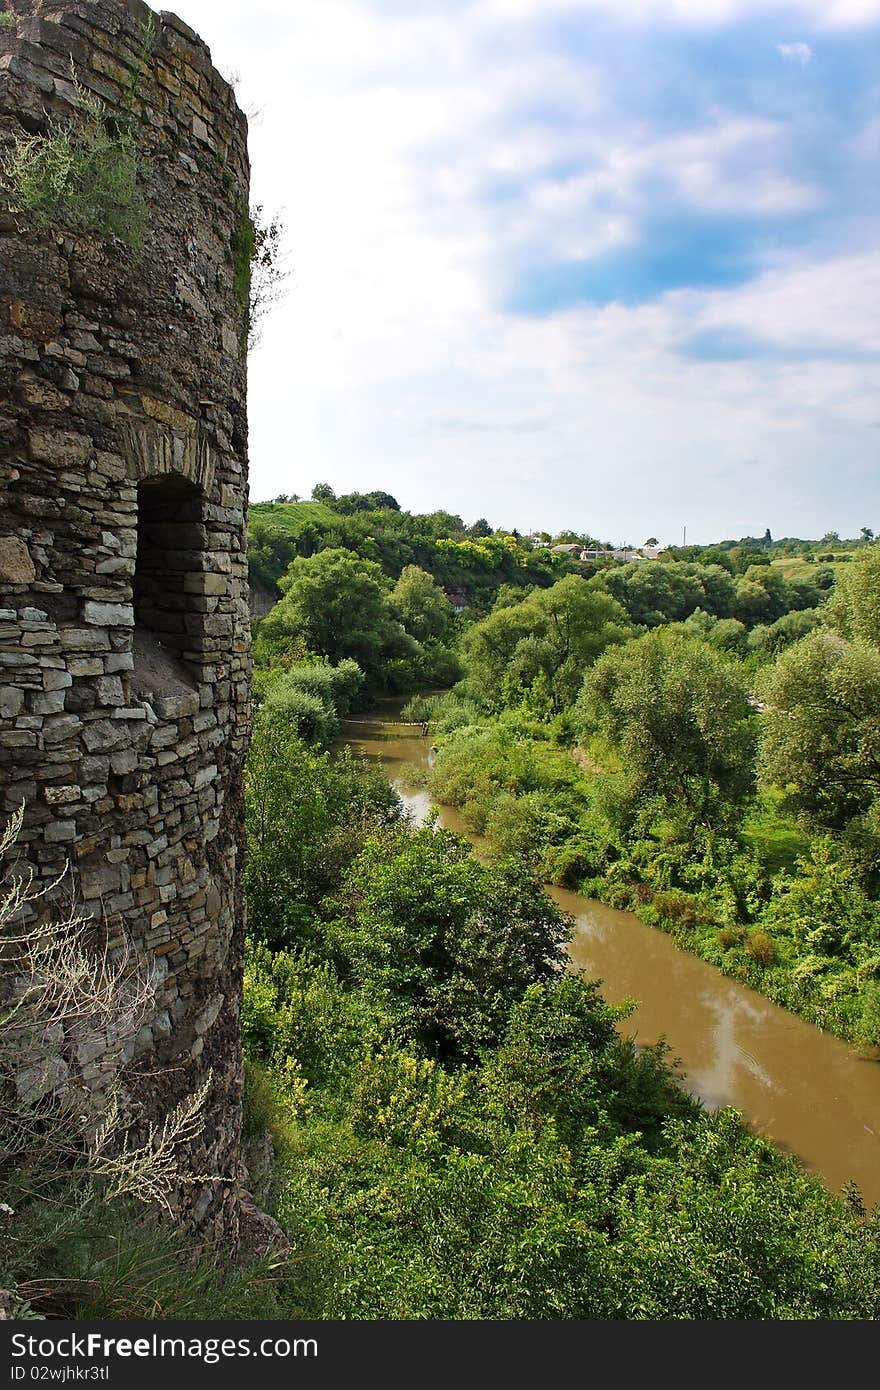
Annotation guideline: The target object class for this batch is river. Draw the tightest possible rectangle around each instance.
[343,705,880,1208]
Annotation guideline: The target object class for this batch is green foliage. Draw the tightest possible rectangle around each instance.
[246,499,566,613]
[335,489,401,514]
[392,564,454,644]
[429,720,587,846]
[244,712,403,947]
[578,629,756,832]
[253,548,414,688]
[855,982,880,1048]
[231,205,256,310]
[746,607,820,658]
[401,689,483,732]
[248,503,337,590]
[3,77,146,249]
[264,685,338,743]
[233,649,880,1318]
[327,824,571,1061]
[257,658,365,743]
[825,545,880,647]
[601,560,736,628]
[759,632,880,829]
[763,838,880,963]
[461,575,632,711]
[255,935,880,1319]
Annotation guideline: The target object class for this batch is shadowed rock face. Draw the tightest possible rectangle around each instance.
[0,0,252,1241]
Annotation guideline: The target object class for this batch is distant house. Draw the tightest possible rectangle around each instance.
[445,591,468,613]
[548,542,659,564]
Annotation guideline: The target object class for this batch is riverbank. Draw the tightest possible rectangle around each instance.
[342,705,880,1208]
[406,702,880,1051]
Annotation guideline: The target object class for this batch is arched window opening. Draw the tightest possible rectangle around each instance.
[132,474,204,699]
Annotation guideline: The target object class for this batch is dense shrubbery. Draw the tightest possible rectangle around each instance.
[245,710,404,948]
[20,508,861,1320]
[236,731,880,1318]
[254,658,365,743]
[247,496,572,609]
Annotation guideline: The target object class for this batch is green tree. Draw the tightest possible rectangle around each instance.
[602,561,735,628]
[578,629,756,830]
[732,565,793,626]
[461,575,631,710]
[392,565,454,644]
[311,482,337,503]
[247,516,300,591]
[759,632,880,828]
[825,545,880,647]
[253,548,413,683]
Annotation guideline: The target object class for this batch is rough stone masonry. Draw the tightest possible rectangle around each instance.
[0,0,251,1238]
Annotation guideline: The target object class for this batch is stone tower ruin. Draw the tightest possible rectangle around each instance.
[0,0,251,1237]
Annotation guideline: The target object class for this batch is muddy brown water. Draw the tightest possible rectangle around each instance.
[343,706,880,1207]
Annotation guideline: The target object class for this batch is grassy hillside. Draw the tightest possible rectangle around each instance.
[249,500,338,535]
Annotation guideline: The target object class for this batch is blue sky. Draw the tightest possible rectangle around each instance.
[180,0,880,543]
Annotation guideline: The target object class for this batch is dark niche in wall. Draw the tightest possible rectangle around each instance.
[132,473,204,700]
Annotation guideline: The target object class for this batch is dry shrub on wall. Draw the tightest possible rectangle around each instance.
[0,809,220,1284]
[1,11,154,252]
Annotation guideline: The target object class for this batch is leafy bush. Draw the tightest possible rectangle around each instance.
[245,716,403,947]
[327,825,571,1062]
[262,686,338,743]
[855,982,880,1048]
[651,889,706,929]
[260,657,364,730]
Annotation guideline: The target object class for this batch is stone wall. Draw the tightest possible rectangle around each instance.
[0,0,251,1239]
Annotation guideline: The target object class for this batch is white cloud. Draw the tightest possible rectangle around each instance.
[174,0,879,541]
[486,0,880,29]
[777,41,814,64]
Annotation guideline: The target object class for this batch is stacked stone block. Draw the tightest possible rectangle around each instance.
[0,0,251,1238]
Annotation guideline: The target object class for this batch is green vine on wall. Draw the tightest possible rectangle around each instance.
[231,202,287,351]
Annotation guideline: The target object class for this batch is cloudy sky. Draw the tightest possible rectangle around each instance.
[179,0,879,544]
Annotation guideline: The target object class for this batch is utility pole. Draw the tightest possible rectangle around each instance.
[682,524,687,548]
